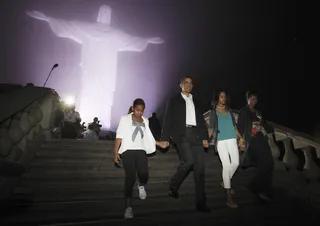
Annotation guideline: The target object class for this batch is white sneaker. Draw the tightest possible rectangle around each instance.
[138,185,147,200]
[124,207,133,219]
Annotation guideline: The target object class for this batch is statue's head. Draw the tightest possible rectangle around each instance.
[97,5,111,25]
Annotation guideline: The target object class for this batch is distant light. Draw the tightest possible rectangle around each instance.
[64,96,75,105]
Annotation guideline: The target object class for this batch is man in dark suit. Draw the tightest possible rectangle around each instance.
[161,76,210,212]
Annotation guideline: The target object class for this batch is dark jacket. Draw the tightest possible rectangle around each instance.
[161,93,208,143]
[208,108,237,146]
[237,105,273,168]
[237,105,271,144]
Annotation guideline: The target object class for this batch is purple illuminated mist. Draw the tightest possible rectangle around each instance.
[1,0,305,134]
[1,0,167,130]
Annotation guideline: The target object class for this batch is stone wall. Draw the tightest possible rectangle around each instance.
[0,86,60,200]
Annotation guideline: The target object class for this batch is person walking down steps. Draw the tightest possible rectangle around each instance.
[113,98,168,219]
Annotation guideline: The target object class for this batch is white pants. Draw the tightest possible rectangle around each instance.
[217,138,239,189]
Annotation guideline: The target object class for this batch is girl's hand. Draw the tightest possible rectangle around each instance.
[238,138,246,151]
[114,153,120,164]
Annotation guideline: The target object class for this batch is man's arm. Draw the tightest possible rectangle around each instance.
[161,98,174,142]
[198,114,209,148]
[201,115,209,141]
[208,110,217,138]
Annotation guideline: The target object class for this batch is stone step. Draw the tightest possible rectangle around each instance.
[30,158,186,167]
[44,139,114,145]
[2,207,304,226]
[34,150,183,159]
[39,146,115,153]
[11,183,222,202]
[3,184,315,226]
[12,180,218,194]
[19,176,218,187]
[1,192,258,225]
[17,169,248,189]
[36,210,234,226]
[29,157,192,167]
[28,198,313,226]
[28,158,220,171]
[32,152,217,166]
[19,169,250,187]
[26,164,215,173]
[29,160,216,168]
[39,145,177,152]
[22,168,222,179]
[30,208,309,226]
[40,142,114,150]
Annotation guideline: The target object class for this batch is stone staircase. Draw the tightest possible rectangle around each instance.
[0,139,318,225]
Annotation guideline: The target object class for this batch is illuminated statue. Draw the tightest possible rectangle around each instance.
[26,6,163,128]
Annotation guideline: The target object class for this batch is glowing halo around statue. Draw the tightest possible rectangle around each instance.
[26,5,164,129]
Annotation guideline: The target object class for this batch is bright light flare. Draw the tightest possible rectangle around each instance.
[64,96,75,106]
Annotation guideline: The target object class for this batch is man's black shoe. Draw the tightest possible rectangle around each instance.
[168,190,179,199]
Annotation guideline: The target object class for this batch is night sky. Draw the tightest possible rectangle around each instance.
[0,0,308,133]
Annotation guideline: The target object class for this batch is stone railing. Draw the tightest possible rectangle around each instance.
[0,85,60,200]
[204,110,320,188]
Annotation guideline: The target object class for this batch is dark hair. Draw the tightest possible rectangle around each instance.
[180,76,192,84]
[211,90,230,110]
[246,90,258,100]
[128,106,133,114]
[133,98,145,109]
[88,124,94,130]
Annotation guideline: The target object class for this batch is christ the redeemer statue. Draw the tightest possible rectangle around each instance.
[26,6,163,129]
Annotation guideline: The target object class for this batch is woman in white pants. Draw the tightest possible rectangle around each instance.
[208,90,245,208]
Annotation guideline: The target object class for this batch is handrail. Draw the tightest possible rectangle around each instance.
[0,86,52,124]
[203,109,320,151]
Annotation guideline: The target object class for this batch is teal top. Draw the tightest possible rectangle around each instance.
[216,111,237,141]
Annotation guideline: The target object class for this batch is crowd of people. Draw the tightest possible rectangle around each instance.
[52,102,103,140]
[113,76,274,219]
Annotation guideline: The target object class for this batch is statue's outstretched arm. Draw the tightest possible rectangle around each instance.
[26,10,82,44]
[26,10,50,22]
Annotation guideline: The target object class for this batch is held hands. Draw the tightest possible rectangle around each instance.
[202,140,209,148]
[238,138,246,151]
[157,141,169,149]
[26,10,49,21]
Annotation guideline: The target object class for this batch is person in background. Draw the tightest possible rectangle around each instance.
[82,124,99,140]
[64,104,81,124]
[62,104,81,138]
[90,117,102,136]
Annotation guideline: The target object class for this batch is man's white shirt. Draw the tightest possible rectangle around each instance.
[181,93,197,126]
